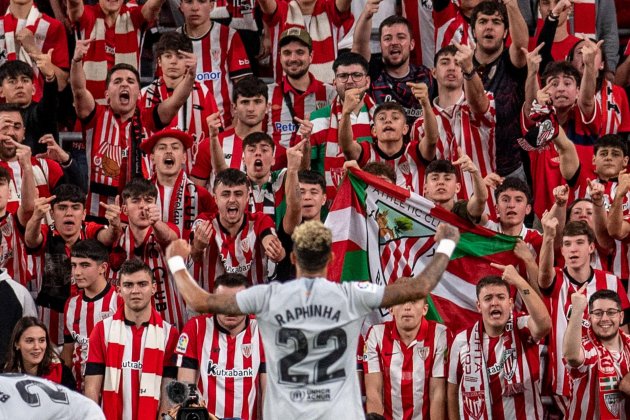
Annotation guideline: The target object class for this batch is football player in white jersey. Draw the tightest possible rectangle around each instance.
[0,373,105,419]
[167,220,459,419]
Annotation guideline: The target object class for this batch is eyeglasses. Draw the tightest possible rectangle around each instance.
[590,309,622,319]
[336,72,366,82]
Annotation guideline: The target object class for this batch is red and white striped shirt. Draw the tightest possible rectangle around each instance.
[435,3,474,52]
[0,212,28,286]
[597,80,630,136]
[412,93,497,217]
[175,315,265,420]
[263,0,353,84]
[178,23,252,128]
[63,283,119,391]
[191,127,245,190]
[402,0,435,67]
[106,224,187,330]
[0,158,63,216]
[449,313,544,420]
[542,267,630,397]
[75,3,147,102]
[141,77,218,174]
[193,213,276,290]
[566,332,630,419]
[27,222,105,346]
[82,104,152,223]
[267,74,336,167]
[357,140,429,193]
[364,318,448,420]
[0,5,69,102]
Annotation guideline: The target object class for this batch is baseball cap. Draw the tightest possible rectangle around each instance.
[279,27,312,50]
[140,128,194,154]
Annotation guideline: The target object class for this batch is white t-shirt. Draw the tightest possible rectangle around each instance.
[236,277,384,419]
[0,373,105,419]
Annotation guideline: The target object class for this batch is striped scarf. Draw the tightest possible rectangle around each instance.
[0,4,41,66]
[588,328,630,420]
[102,306,166,420]
[460,314,524,420]
[78,4,143,102]
[155,171,199,240]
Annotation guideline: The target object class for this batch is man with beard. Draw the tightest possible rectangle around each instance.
[141,31,218,175]
[448,267,551,419]
[565,289,630,418]
[191,76,268,190]
[0,105,82,215]
[140,128,216,240]
[352,12,434,126]
[470,1,529,181]
[175,273,266,420]
[309,52,377,205]
[24,184,122,347]
[267,28,336,169]
[539,215,630,417]
[189,169,285,290]
[67,0,166,102]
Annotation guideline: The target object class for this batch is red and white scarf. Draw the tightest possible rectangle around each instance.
[155,171,199,240]
[460,314,525,420]
[587,328,630,419]
[102,306,166,420]
[0,4,43,66]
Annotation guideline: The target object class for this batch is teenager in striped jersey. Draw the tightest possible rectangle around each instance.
[176,273,265,420]
[448,267,551,420]
[364,281,449,420]
[539,215,630,417]
[61,239,118,392]
[564,288,630,419]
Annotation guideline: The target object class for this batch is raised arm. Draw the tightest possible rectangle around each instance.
[553,125,580,181]
[491,263,551,341]
[338,88,364,161]
[577,37,603,119]
[282,140,305,236]
[24,196,54,249]
[549,185,569,251]
[30,47,68,92]
[257,0,278,16]
[408,82,438,161]
[456,42,489,115]
[166,239,244,314]
[206,112,228,174]
[512,239,541,296]
[587,179,616,251]
[351,0,382,61]
[141,0,166,23]
[380,224,460,307]
[562,284,588,366]
[506,0,529,68]
[521,43,544,124]
[15,141,36,226]
[96,196,123,247]
[453,149,487,220]
[608,170,630,240]
[538,212,558,289]
[155,51,196,126]
[70,39,96,120]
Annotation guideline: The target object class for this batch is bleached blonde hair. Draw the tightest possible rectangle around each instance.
[291,221,332,272]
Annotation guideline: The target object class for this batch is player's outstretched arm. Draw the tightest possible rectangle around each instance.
[380,224,459,308]
[166,239,244,315]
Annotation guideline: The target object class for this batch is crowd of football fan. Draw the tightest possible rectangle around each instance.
[0,0,629,417]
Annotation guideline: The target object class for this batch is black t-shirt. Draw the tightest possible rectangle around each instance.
[474,49,527,176]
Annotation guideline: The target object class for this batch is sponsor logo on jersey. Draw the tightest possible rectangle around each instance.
[122,360,143,370]
[176,333,189,353]
[71,331,89,346]
[289,388,332,402]
[0,391,9,403]
[99,310,114,320]
[274,122,298,133]
[207,361,254,377]
[196,71,222,82]
[238,59,250,66]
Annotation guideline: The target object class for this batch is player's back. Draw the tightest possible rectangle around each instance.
[0,373,105,419]
[236,277,384,419]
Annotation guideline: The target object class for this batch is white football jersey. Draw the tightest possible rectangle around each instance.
[236,277,385,419]
[0,373,105,419]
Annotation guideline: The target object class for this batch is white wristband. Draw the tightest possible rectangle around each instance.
[435,239,456,258]
[167,256,187,273]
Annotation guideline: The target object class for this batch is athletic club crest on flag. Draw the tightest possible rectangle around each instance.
[604,392,621,417]
[241,344,252,358]
[462,390,485,420]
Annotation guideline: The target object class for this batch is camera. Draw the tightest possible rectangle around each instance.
[167,381,211,420]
